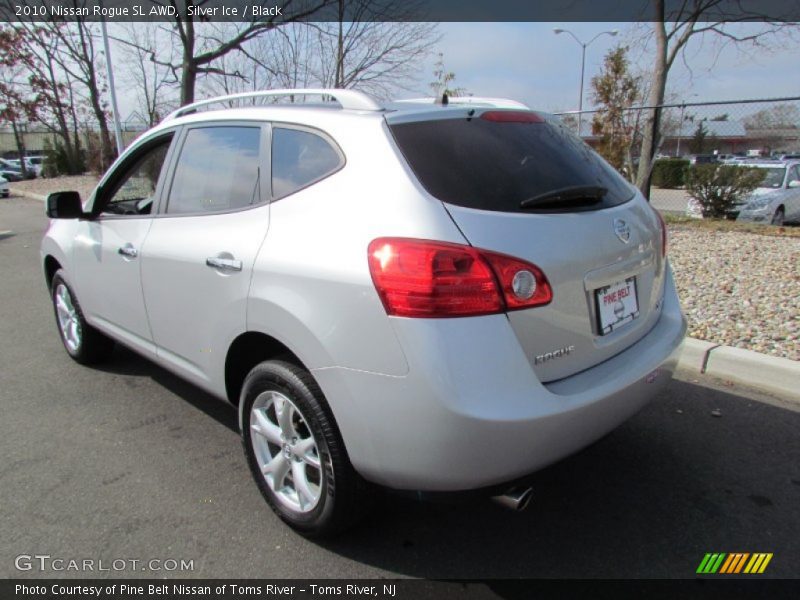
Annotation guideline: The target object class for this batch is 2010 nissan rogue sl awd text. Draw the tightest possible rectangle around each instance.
[41,89,686,536]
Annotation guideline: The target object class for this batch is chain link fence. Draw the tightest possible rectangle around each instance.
[555,97,800,213]
[0,120,149,159]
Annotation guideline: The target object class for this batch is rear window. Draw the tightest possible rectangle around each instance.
[389,114,635,212]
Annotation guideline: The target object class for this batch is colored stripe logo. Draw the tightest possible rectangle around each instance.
[697,553,773,574]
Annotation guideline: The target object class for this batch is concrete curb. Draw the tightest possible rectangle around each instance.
[11,189,46,202]
[677,337,800,401]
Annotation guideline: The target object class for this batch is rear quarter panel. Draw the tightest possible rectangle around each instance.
[247,118,467,376]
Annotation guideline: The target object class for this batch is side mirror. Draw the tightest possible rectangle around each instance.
[788,180,800,189]
[46,191,84,219]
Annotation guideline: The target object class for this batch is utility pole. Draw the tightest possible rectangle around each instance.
[553,28,619,138]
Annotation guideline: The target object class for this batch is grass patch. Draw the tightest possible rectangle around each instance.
[662,213,800,238]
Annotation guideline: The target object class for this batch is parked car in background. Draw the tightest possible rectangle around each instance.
[2,157,37,179]
[0,167,23,182]
[687,160,800,225]
[40,89,686,536]
[686,154,719,165]
[736,161,800,225]
[0,176,9,198]
[7,156,44,178]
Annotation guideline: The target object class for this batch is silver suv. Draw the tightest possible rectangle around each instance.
[41,89,686,536]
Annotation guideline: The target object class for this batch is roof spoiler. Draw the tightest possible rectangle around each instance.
[394,96,530,110]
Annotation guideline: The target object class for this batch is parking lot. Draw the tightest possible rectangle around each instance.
[1,195,798,579]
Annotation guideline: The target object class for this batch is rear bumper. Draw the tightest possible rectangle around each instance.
[313,266,686,491]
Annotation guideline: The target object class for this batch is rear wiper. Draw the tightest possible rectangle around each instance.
[520,185,607,209]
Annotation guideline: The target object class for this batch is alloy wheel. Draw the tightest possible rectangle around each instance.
[54,283,81,353]
[249,390,324,513]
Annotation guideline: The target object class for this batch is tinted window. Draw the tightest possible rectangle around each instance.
[168,127,261,214]
[102,137,171,216]
[272,127,342,198]
[389,114,635,212]
[757,167,786,189]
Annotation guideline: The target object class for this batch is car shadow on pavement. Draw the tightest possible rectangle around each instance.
[316,379,800,579]
[92,345,239,433]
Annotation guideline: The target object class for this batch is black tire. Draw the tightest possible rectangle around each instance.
[771,207,785,226]
[241,360,374,537]
[50,270,115,365]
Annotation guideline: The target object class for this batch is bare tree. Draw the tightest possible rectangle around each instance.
[743,104,800,129]
[262,24,316,89]
[6,23,85,173]
[311,1,438,99]
[143,0,333,105]
[38,17,117,170]
[0,26,43,176]
[201,23,288,99]
[633,0,798,196]
[208,4,438,102]
[118,23,179,126]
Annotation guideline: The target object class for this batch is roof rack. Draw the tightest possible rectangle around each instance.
[394,96,530,110]
[163,88,382,121]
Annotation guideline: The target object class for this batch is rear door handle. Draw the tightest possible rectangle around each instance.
[118,244,138,258]
[206,257,242,272]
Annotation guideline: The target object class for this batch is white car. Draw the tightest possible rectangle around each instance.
[0,175,9,198]
[5,156,42,178]
[735,161,800,225]
[687,161,800,225]
[41,89,685,535]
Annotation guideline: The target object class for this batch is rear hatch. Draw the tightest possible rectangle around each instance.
[387,108,667,382]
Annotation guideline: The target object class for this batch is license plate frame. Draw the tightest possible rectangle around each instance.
[595,276,639,335]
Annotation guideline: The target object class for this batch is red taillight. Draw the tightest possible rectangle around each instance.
[367,238,552,318]
[480,110,544,123]
[653,207,667,257]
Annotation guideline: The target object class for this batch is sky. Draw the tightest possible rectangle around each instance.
[406,22,800,112]
[110,21,800,120]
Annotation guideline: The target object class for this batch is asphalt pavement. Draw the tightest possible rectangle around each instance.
[1,195,798,579]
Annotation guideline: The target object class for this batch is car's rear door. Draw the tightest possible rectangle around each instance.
[140,122,270,393]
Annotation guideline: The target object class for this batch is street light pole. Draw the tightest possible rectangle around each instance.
[553,28,619,137]
[100,17,124,156]
[578,43,586,134]
[676,104,686,157]
[675,94,698,157]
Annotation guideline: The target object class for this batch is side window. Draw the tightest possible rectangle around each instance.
[789,165,800,185]
[167,126,261,214]
[272,127,343,198]
[101,137,172,216]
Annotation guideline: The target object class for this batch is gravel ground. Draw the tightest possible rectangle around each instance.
[668,226,799,361]
[7,176,799,361]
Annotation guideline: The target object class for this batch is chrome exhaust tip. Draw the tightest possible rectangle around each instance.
[491,486,533,512]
